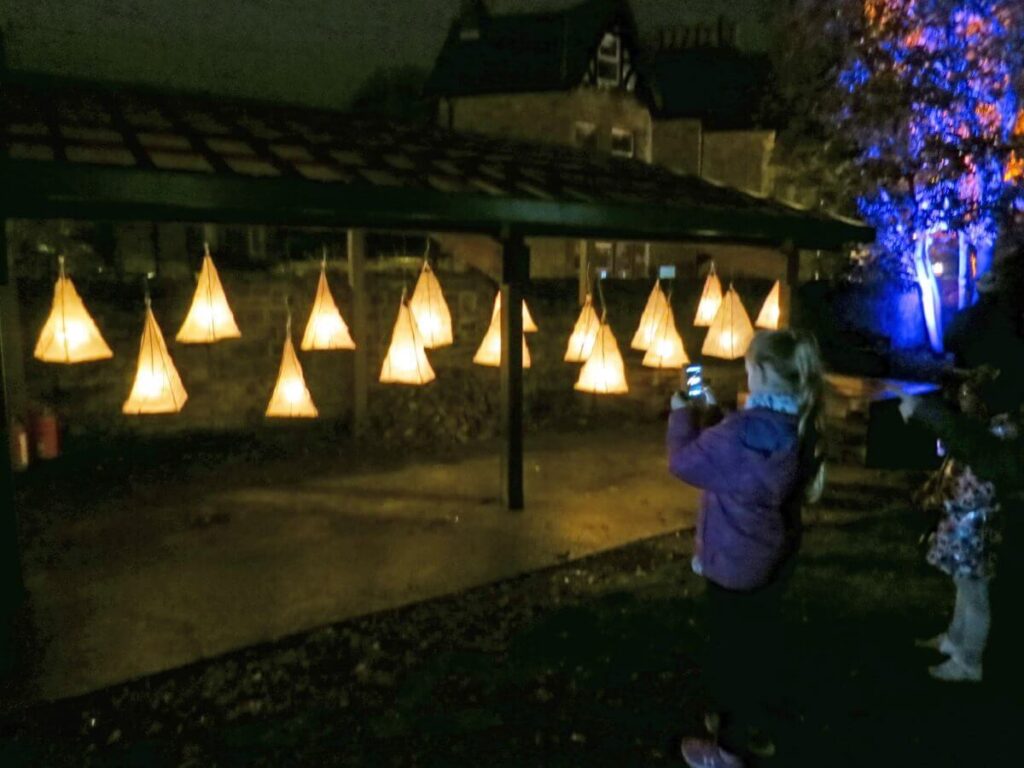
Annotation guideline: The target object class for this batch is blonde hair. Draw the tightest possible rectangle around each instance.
[746,329,827,502]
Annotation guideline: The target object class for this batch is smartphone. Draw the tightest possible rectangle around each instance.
[685,364,704,399]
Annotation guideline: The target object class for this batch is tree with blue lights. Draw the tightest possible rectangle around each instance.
[834,0,1024,352]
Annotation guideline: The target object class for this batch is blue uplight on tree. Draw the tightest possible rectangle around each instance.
[836,0,1024,352]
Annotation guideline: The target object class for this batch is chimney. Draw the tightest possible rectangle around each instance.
[458,0,488,41]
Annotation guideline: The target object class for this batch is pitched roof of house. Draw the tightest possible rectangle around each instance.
[425,0,642,98]
[0,72,870,248]
[648,47,772,128]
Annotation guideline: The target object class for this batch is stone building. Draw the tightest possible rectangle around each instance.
[425,0,829,286]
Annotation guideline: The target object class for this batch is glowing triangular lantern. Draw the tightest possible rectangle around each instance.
[380,300,436,385]
[473,307,532,368]
[176,245,241,343]
[301,267,355,351]
[266,334,318,417]
[491,292,539,333]
[702,285,755,360]
[694,267,724,327]
[564,294,601,363]
[123,304,188,414]
[34,262,113,364]
[755,281,781,330]
[631,280,670,350]
[575,323,628,395]
[409,261,453,348]
[643,303,690,369]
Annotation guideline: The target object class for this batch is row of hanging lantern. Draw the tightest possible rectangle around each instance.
[34,243,783,416]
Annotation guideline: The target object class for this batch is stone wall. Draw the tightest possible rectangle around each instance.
[447,90,652,160]
[650,118,702,176]
[701,130,776,197]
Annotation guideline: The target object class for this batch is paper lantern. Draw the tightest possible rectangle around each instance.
[564,293,601,363]
[380,299,436,385]
[491,292,538,333]
[123,303,188,414]
[473,305,532,368]
[266,333,318,418]
[34,259,113,364]
[694,267,724,327]
[176,244,241,343]
[755,281,781,330]
[631,280,670,351]
[301,265,355,351]
[702,285,755,360]
[576,323,628,394]
[409,261,454,348]
[642,303,689,369]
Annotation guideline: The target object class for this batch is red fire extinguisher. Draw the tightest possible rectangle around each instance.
[9,418,30,472]
[30,407,60,460]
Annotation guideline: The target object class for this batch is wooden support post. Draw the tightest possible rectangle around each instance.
[577,240,588,306]
[347,229,368,437]
[0,219,24,676]
[500,234,528,511]
[779,241,799,329]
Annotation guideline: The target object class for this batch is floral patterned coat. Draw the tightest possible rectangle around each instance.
[920,456,1000,580]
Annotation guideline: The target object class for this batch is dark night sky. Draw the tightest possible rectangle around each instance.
[2,0,772,108]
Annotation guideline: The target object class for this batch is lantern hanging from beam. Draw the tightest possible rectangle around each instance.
[34,256,113,364]
[176,243,241,343]
[631,280,670,351]
[564,293,601,363]
[409,260,453,348]
[755,280,781,330]
[575,322,628,395]
[491,291,539,333]
[300,262,355,351]
[693,265,723,327]
[702,285,754,360]
[473,304,532,368]
[643,301,689,369]
[266,323,318,418]
[123,300,188,415]
[380,295,436,385]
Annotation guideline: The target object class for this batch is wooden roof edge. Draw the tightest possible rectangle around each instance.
[0,159,873,250]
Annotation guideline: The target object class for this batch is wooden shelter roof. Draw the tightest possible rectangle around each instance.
[0,73,871,248]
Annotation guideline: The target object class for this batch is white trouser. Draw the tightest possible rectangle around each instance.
[947,575,990,670]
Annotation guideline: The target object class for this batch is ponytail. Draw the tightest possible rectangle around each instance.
[747,329,827,502]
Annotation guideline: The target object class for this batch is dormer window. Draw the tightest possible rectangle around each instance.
[596,32,621,87]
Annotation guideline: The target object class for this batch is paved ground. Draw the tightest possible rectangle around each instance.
[12,424,699,703]
[5,458,1017,767]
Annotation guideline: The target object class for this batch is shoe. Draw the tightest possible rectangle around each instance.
[929,657,982,682]
[915,633,955,655]
[680,738,745,768]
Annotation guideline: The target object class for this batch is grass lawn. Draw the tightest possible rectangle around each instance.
[1,476,1021,767]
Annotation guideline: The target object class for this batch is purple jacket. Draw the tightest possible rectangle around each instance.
[668,405,807,591]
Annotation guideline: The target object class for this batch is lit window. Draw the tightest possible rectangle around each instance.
[596,32,621,87]
[658,265,677,280]
[610,128,634,158]
[573,121,597,151]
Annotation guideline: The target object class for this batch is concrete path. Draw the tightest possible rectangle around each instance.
[18,425,697,702]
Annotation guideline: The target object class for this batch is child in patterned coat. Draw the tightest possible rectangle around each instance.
[914,377,1016,682]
